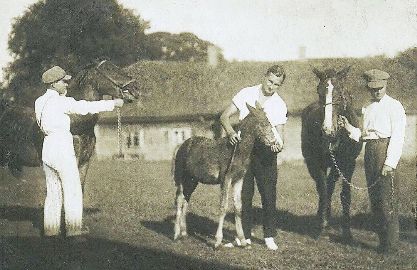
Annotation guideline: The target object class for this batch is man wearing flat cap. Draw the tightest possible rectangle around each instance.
[339,69,406,254]
[35,66,124,240]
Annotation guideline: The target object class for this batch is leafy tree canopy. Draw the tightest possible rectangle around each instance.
[144,32,224,62]
[396,46,417,71]
[4,0,149,105]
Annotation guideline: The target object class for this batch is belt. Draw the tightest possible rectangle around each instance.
[362,137,390,143]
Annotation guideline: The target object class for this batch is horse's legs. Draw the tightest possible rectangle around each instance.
[214,177,232,249]
[325,168,338,227]
[174,184,185,240]
[307,161,328,231]
[232,178,247,246]
[339,160,355,240]
[78,161,90,193]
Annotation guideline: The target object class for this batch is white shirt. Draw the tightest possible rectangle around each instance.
[232,84,288,126]
[349,94,406,169]
[35,89,116,167]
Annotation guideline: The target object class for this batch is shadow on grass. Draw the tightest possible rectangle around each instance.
[142,213,238,247]
[143,206,417,252]
[0,236,240,270]
[0,205,101,232]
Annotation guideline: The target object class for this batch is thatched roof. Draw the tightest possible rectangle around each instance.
[100,57,417,122]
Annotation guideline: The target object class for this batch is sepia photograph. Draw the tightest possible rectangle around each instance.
[0,0,417,269]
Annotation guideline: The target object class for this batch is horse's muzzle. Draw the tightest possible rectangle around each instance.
[322,126,335,136]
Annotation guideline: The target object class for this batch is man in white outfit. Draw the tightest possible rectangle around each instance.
[35,66,124,239]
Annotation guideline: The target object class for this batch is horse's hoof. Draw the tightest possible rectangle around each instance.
[342,231,353,243]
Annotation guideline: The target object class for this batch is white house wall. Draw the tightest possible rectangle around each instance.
[94,115,416,162]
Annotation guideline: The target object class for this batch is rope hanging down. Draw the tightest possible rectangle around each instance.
[329,143,395,213]
[116,107,124,158]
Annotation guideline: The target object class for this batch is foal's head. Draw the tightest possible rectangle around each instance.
[240,101,277,146]
[312,66,351,138]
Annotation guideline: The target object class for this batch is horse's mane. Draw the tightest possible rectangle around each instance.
[67,63,97,98]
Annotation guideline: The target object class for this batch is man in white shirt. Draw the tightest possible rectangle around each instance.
[35,66,124,240]
[339,69,406,254]
[220,65,287,250]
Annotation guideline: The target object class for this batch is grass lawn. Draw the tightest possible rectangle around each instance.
[0,158,416,269]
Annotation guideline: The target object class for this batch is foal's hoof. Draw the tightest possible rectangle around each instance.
[214,242,222,250]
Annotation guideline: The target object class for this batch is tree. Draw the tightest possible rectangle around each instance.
[4,0,149,106]
[144,32,224,62]
[397,46,417,71]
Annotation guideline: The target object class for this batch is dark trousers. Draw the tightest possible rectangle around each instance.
[364,138,399,251]
[241,142,278,239]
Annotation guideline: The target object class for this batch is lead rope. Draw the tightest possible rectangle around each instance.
[415,162,417,228]
[328,146,380,191]
[117,107,123,158]
[329,144,395,212]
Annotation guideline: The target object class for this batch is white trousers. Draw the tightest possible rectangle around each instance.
[43,158,83,236]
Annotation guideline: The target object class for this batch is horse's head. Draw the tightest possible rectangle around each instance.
[67,60,143,103]
[240,101,277,147]
[312,66,352,139]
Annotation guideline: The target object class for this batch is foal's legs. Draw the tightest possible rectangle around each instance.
[174,184,185,240]
[215,177,232,249]
[179,179,198,236]
[232,178,247,246]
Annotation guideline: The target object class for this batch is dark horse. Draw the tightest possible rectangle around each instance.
[0,60,141,187]
[173,102,277,248]
[301,67,362,240]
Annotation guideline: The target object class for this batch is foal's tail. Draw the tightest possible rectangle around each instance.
[171,144,181,186]
[171,138,193,186]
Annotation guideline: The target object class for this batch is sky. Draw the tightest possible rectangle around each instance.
[1,0,417,80]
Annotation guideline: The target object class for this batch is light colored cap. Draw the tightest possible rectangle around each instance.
[42,66,72,84]
[364,69,390,89]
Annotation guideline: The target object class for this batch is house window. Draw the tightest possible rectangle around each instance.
[126,133,132,148]
[172,128,191,144]
[133,132,139,146]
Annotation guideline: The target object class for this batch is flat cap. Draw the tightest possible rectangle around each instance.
[364,69,390,89]
[42,66,72,84]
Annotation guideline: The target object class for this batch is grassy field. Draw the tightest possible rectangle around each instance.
[0,159,416,269]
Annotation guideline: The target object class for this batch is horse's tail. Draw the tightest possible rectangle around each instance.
[171,144,181,186]
[171,137,193,187]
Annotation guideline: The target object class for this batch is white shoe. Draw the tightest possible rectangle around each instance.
[265,237,278,251]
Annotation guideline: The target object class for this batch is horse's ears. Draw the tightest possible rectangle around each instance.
[312,66,324,80]
[246,102,256,114]
[337,66,351,79]
[255,101,262,110]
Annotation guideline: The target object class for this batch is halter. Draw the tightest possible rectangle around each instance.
[321,86,349,111]
[94,60,133,159]
[95,60,135,100]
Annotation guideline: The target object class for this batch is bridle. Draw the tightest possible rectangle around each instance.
[320,79,351,135]
[95,60,135,100]
[320,83,350,111]
[94,60,135,159]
